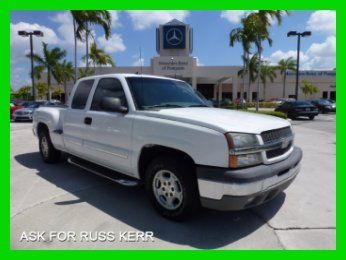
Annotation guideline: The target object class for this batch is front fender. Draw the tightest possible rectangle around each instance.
[132,115,229,177]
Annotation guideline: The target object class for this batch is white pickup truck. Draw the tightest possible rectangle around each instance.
[33,74,302,220]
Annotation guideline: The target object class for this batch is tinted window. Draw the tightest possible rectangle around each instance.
[294,101,311,106]
[71,80,94,109]
[91,78,127,111]
[126,77,206,110]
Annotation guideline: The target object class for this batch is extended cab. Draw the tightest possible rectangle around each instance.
[33,74,302,220]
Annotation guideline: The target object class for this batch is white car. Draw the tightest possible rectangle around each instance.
[33,74,302,220]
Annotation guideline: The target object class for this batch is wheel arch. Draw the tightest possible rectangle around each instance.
[138,145,196,181]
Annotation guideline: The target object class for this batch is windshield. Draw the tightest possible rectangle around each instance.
[317,99,331,105]
[126,77,207,110]
[27,102,43,108]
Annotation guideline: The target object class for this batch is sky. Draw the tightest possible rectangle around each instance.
[10,10,336,90]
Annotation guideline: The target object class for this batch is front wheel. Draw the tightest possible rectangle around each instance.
[145,156,200,220]
[309,115,315,120]
[39,129,61,163]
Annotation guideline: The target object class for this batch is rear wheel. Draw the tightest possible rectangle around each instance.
[309,115,315,120]
[145,156,200,220]
[38,129,61,163]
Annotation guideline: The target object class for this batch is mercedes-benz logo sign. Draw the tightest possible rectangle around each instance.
[165,28,183,46]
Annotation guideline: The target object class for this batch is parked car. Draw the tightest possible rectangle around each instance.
[13,101,45,122]
[275,100,319,120]
[269,98,285,104]
[33,74,302,220]
[311,99,336,113]
[10,102,23,119]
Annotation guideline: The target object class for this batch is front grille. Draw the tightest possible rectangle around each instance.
[266,141,292,159]
[261,127,293,159]
[261,127,292,144]
[16,111,29,115]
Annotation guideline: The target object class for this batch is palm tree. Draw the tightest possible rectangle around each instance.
[300,80,319,99]
[53,60,74,103]
[29,42,66,101]
[260,61,277,100]
[243,10,288,110]
[238,54,259,101]
[78,68,94,79]
[83,42,115,71]
[70,11,87,83]
[71,11,111,71]
[230,25,251,100]
[70,11,112,80]
[277,57,296,98]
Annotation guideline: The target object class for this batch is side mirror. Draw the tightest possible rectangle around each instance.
[101,97,128,113]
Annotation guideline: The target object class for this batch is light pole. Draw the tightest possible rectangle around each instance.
[287,31,311,100]
[18,30,44,101]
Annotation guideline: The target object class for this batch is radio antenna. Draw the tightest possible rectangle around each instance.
[139,46,143,75]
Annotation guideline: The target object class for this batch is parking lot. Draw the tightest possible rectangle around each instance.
[10,114,336,249]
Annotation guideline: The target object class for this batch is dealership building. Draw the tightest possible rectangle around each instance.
[65,19,336,101]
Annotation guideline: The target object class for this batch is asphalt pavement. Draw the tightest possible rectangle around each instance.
[10,114,336,249]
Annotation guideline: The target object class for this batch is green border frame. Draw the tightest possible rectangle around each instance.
[1,0,342,257]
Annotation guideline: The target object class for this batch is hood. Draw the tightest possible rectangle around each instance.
[137,108,290,134]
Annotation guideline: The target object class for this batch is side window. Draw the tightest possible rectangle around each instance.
[91,78,127,111]
[71,80,94,109]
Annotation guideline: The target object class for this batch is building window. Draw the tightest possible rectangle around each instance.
[222,92,232,100]
[237,92,241,98]
[252,92,257,101]
[243,92,247,100]
[330,91,336,101]
[322,91,328,99]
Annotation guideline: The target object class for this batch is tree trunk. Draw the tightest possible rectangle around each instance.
[63,79,67,104]
[73,18,77,83]
[241,49,245,100]
[263,82,266,101]
[256,41,262,111]
[85,24,89,69]
[47,68,51,101]
[246,53,251,102]
[282,72,287,98]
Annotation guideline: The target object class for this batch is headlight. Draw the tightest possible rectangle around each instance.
[226,133,258,149]
[226,133,262,168]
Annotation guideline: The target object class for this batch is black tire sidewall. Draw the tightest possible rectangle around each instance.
[145,156,199,220]
[38,129,60,163]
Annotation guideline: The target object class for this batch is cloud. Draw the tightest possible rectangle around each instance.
[267,36,336,70]
[11,21,60,61]
[109,11,121,28]
[220,10,255,24]
[221,10,287,25]
[50,11,84,50]
[126,11,190,30]
[306,10,336,35]
[131,53,144,67]
[97,33,126,53]
[10,22,61,89]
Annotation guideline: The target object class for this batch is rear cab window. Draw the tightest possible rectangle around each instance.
[71,79,94,109]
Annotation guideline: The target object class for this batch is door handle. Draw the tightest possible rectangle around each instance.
[84,117,92,125]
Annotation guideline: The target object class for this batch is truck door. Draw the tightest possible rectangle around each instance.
[82,77,134,176]
[63,79,95,157]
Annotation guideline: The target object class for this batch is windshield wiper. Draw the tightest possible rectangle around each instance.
[143,104,184,109]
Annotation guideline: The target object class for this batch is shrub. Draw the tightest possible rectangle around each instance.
[222,101,278,109]
[246,110,288,119]
[246,101,279,108]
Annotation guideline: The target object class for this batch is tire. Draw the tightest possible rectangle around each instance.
[309,115,315,120]
[145,156,200,221]
[38,128,61,163]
